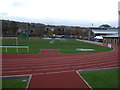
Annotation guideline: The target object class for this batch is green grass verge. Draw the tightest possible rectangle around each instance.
[80,69,119,88]
[2,78,29,88]
[2,38,113,54]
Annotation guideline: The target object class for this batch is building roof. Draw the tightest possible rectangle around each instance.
[103,34,119,38]
[92,29,118,34]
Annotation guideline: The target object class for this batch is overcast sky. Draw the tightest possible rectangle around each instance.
[0,0,120,27]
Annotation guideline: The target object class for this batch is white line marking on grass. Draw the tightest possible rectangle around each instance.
[76,71,93,89]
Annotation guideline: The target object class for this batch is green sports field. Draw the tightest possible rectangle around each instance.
[80,69,119,88]
[2,77,29,88]
[2,38,112,54]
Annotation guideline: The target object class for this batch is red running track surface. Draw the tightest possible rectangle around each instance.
[2,41,119,88]
[28,72,90,88]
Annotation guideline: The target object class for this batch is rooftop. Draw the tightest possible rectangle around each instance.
[103,34,119,38]
[92,29,118,34]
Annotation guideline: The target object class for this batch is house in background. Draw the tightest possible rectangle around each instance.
[17,23,30,34]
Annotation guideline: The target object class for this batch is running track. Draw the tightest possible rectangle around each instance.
[2,41,119,88]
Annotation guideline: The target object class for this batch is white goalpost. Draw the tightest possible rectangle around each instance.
[1,37,29,53]
[0,37,18,45]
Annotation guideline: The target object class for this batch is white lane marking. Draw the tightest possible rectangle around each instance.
[2,63,119,73]
[2,66,119,77]
[2,55,118,67]
[3,52,117,61]
[3,52,117,64]
[2,59,118,70]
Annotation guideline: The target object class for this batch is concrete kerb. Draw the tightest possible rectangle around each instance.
[77,67,119,74]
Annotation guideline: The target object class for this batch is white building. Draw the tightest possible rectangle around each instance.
[91,29,118,40]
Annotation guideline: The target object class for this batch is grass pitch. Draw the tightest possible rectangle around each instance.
[80,69,119,88]
[2,38,112,54]
[2,78,29,88]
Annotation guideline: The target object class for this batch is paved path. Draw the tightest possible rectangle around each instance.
[2,41,119,88]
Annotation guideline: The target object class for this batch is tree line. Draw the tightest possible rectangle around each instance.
[2,19,115,39]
